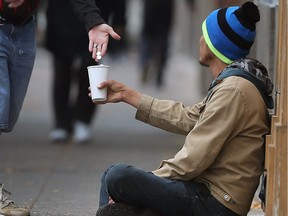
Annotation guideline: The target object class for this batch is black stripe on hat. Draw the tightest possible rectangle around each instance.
[217,8,253,50]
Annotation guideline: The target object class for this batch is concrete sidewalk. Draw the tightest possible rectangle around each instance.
[0,48,264,215]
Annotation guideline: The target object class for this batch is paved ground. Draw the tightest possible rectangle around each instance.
[0,47,264,215]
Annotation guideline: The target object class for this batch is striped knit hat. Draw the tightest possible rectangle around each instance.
[202,2,260,64]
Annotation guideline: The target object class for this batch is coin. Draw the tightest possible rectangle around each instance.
[96,55,102,60]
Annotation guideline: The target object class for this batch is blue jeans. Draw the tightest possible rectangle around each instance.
[100,163,240,216]
[0,19,36,132]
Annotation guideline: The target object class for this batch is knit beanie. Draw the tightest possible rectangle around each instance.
[202,2,260,64]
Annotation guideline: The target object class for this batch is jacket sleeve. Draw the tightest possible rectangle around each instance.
[69,0,105,32]
[136,94,205,135]
[152,87,246,180]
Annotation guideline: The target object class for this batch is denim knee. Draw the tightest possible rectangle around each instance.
[106,163,132,185]
[105,163,135,196]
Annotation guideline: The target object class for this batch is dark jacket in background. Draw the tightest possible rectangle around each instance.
[142,0,174,36]
[45,0,88,57]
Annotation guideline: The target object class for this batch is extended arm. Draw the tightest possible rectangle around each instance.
[95,80,202,135]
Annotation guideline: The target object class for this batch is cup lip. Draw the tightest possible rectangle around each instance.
[87,64,110,69]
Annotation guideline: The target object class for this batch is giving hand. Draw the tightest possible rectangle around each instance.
[88,24,121,62]
[4,0,24,8]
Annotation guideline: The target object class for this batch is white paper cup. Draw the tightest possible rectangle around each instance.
[87,64,110,102]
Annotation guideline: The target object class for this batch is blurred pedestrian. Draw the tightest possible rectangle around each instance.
[0,0,39,215]
[139,0,174,87]
[46,0,127,144]
[45,0,97,143]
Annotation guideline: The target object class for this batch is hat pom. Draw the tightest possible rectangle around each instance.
[235,2,260,30]
[241,2,260,23]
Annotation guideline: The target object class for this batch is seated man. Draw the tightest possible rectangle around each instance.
[92,2,274,216]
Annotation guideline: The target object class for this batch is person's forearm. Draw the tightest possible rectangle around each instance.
[69,0,105,32]
[94,80,141,108]
[123,88,141,109]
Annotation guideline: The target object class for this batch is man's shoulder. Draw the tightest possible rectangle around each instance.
[216,76,265,106]
[208,76,261,105]
[217,76,257,93]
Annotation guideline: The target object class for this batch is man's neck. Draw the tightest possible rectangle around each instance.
[209,59,228,79]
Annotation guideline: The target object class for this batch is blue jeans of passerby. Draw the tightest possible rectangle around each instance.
[99,163,240,216]
[0,19,36,132]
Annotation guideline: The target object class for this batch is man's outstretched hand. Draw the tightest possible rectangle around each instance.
[89,80,141,109]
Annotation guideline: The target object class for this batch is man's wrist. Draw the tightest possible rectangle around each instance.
[123,89,141,109]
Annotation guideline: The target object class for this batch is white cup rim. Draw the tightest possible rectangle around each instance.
[87,64,110,70]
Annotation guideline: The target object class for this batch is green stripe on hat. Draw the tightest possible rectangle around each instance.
[202,20,233,64]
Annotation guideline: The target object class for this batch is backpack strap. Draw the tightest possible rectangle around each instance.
[206,68,274,109]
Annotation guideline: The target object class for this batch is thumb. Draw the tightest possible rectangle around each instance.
[108,27,121,41]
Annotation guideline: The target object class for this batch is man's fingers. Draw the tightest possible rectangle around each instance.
[98,80,113,88]
[97,80,118,90]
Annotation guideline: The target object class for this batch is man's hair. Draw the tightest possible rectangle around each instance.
[96,203,162,216]
[202,1,260,64]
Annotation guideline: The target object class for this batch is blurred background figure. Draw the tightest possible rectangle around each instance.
[44,0,127,144]
[45,0,97,144]
[139,0,174,87]
[215,0,246,8]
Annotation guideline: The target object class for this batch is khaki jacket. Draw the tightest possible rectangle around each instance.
[135,76,270,216]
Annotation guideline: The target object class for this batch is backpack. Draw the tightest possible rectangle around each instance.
[258,169,267,211]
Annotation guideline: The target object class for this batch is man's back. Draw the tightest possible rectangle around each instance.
[196,75,270,215]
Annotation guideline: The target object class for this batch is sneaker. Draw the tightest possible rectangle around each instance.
[73,121,91,144]
[0,184,30,216]
[48,128,69,142]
